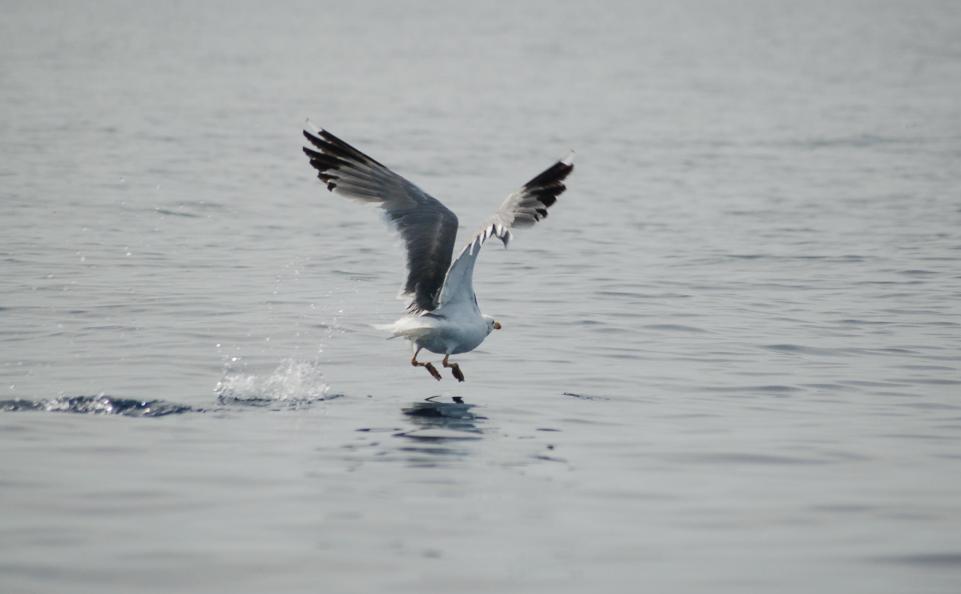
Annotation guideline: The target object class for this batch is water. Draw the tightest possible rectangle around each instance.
[2,1,961,592]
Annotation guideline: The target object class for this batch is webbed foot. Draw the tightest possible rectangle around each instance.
[442,355,465,382]
[424,362,442,381]
[411,347,443,381]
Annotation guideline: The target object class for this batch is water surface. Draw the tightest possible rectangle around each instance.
[2,1,961,593]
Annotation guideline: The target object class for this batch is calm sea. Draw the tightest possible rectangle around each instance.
[2,1,960,592]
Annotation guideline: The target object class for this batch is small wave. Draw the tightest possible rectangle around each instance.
[0,395,197,417]
[215,359,337,409]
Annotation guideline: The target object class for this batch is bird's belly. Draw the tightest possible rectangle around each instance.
[416,326,486,355]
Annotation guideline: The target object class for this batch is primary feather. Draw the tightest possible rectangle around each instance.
[303,125,459,313]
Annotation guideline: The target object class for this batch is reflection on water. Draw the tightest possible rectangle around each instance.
[402,396,485,433]
[394,397,487,464]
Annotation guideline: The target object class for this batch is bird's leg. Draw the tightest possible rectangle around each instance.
[411,347,441,381]
[442,354,465,382]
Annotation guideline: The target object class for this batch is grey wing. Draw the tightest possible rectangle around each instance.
[303,125,459,313]
[437,152,574,308]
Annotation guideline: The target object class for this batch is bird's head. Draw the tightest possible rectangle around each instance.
[484,316,503,334]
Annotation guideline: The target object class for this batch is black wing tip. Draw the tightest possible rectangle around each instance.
[304,126,366,192]
[517,154,573,218]
[302,125,386,169]
[523,157,574,192]
[302,145,345,192]
[303,128,320,143]
[303,125,342,149]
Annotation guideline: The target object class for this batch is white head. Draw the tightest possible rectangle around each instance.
[483,315,502,335]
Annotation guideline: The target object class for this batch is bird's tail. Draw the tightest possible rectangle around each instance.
[371,322,401,340]
[371,318,432,341]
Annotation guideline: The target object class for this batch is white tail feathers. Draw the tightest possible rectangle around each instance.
[372,318,433,340]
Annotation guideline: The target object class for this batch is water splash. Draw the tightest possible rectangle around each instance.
[214,359,336,408]
[0,361,338,417]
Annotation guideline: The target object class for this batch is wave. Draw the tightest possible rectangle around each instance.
[0,395,199,417]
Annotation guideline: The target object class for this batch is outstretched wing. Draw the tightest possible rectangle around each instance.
[303,124,459,313]
[437,152,574,309]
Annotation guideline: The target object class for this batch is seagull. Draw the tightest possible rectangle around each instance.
[302,124,573,382]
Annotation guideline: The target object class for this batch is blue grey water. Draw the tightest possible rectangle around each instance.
[2,1,961,592]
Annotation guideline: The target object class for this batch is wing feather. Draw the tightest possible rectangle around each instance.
[303,125,459,313]
[437,152,574,308]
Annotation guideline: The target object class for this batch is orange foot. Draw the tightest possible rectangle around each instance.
[424,362,442,381]
[443,355,465,382]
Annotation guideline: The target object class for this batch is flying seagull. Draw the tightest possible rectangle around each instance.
[302,124,573,382]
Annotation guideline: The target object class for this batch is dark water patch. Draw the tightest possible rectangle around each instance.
[897,364,959,372]
[394,429,482,442]
[594,289,691,300]
[798,254,867,262]
[590,325,641,336]
[703,384,803,395]
[879,345,923,354]
[329,268,382,281]
[841,379,910,388]
[666,452,827,466]
[397,445,468,457]
[810,503,876,513]
[153,207,202,218]
[837,318,892,326]
[660,412,721,420]
[893,378,961,386]
[895,401,961,411]
[878,432,958,441]
[935,453,961,460]
[784,133,922,149]
[0,395,198,417]
[880,307,946,316]
[642,324,708,333]
[801,383,859,392]
[763,343,846,356]
[869,552,961,568]
[216,392,343,410]
[562,392,612,401]
[532,454,567,463]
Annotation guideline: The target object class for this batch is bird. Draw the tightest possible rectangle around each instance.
[302,124,573,382]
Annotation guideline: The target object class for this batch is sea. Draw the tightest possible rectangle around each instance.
[2,1,960,592]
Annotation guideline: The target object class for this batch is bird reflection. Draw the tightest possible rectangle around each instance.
[395,396,486,463]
